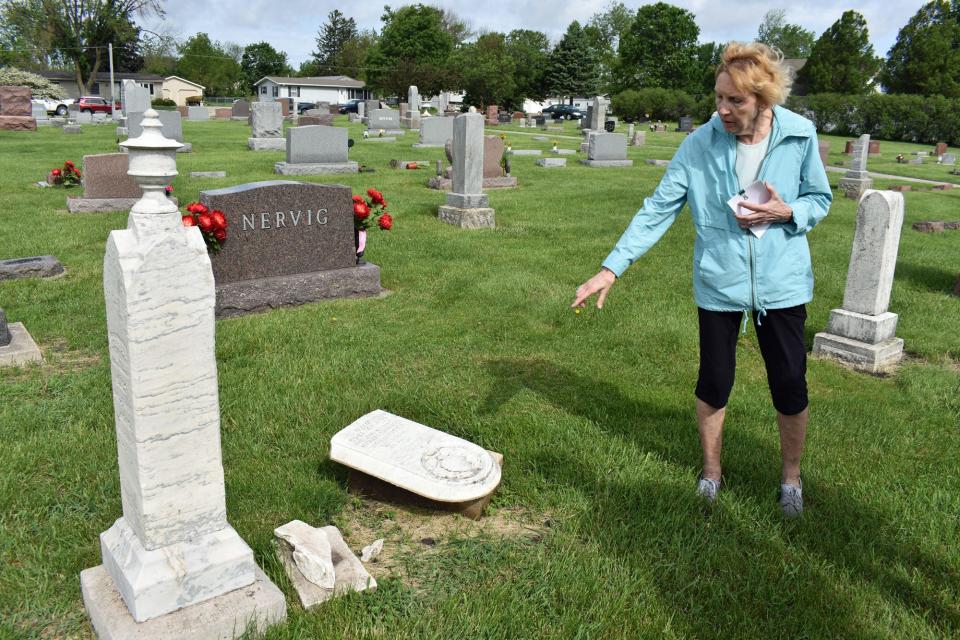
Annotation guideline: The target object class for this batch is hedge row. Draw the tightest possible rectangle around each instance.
[786,93,960,145]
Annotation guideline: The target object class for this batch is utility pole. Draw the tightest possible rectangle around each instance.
[108,42,117,120]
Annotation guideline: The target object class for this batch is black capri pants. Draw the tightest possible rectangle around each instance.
[695,305,808,415]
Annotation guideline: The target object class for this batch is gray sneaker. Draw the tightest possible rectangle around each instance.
[779,479,803,518]
[696,474,720,502]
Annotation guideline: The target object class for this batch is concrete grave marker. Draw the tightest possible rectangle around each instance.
[200,180,380,317]
[366,109,402,136]
[437,112,496,228]
[187,106,209,121]
[248,102,285,151]
[121,80,150,115]
[275,125,358,175]
[414,116,454,148]
[401,85,421,129]
[231,99,249,120]
[581,133,632,167]
[838,134,873,199]
[813,190,905,372]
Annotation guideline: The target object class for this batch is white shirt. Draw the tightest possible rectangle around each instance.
[735,133,771,190]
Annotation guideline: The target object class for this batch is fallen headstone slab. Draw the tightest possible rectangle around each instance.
[646,159,670,167]
[274,521,375,608]
[509,149,542,156]
[912,221,960,233]
[190,171,227,178]
[331,410,502,518]
[0,255,64,280]
[551,149,576,155]
[536,158,567,168]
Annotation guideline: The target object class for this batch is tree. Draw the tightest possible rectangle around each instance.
[545,21,600,101]
[616,3,700,94]
[882,0,960,97]
[363,4,454,98]
[505,29,550,105]
[0,66,66,98]
[586,1,634,91]
[756,9,815,58]
[797,11,879,94]
[176,32,242,96]
[241,42,290,93]
[140,30,179,76]
[452,32,515,108]
[1,0,162,94]
[312,10,358,75]
[694,41,724,95]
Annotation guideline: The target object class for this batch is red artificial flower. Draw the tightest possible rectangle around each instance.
[353,202,370,219]
[65,160,74,168]
[210,210,227,229]
[51,168,61,176]
[352,194,365,203]
[75,171,81,178]
[165,185,174,194]
[213,228,226,241]
[197,213,214,232]
[186,202,206,214]
[182,215,196,227]
[367,188,384,204]
[378,213,393,230]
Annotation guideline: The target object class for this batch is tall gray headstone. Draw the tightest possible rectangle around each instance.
[813,190,905,372]
[838,133,873,199]
[589,97,606,131]
[122,80,151,116]
[402,85,421,129]
[415,116,454,148]
[248,102,285,151]
[437,112,494,228]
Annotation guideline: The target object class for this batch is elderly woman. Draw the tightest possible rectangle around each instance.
[572,42,831,517]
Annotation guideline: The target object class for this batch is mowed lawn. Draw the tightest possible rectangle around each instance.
[1,116,958,640]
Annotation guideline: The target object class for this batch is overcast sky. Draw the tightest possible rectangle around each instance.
[140,1,926,69]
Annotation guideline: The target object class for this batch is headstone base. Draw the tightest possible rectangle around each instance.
[80,565,286,640]
[247,138,285,151]
[536,158,567,168]
[437,205,496,229]
[411,143,446,149]
[215,262,381,318]
[825,309,899,344]
[580,159,634,168]
[428,176,517,191]
[0,115,37,131]
[115,127,128,137]
[68,197,178,214]
[365,129,404,136]
[99,518,257,622]
[812,333,904,373]
[400,117,421,129]
[838,177,873,199]
[274,161,359,175]
[0,323,43,367]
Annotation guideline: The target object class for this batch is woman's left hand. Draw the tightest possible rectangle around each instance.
[735,181,793,228]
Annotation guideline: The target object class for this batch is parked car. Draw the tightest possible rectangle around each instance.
[36,97,75,116]
[542,104,584,120]
[339,99,362,114]
[77,96,117,114]
[296,101,316,114]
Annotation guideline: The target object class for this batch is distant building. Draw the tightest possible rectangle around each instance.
[161,76,205,106]
[253,76,370,107]
[37,70,163,100]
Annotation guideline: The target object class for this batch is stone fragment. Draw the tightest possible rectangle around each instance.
[0,255,65,280]
[361,539,384,563]
[274,520,335,590]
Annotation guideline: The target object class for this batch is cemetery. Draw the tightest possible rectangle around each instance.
[2,50,960,640]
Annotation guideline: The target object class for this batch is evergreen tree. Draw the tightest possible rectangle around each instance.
[616,3,700,94]
[545,21,600,101]
[312,10,358,76]
[798,11,879,94]
[756,9,815,58]
[882,0,960,97]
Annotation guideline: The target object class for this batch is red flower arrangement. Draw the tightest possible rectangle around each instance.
[181,201,228,252]
[353,188,393,232]
[48,160,81,187]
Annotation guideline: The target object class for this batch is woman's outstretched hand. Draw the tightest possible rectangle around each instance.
[571,268,617,309]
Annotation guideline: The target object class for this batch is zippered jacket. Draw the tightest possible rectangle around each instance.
[602,105,832,315]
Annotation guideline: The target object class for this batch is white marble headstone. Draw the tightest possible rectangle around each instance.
[330,410,501,502]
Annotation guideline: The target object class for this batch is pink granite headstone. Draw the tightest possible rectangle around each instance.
[0,85,37,131]
[483,136,504,178]
[81,153,141,199]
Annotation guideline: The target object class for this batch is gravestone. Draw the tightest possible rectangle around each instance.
[248,102,285,151]
[298,114,333,126]
[631,130,646,147]
[67,153,160,213]
[176,106,188,118]
[63,124,82,134]
[32,102,49,124]
[121,80,150,116]
[589,97,606,131]
[366,109,403,136]
[581,133,632,167]
[363,100,379,118]
[818,140,830,166]
[0,85,37,131]
[401,85,421,129]
[127,111,192,152]
[675,116,694,133]
[76,111,93,124]
[414,116,454,148]
[498,113,512,124]
[200,181,380,317]
[437,112,496,228]
[534,115,546,127]
[275,125,358,175]
[536,158,566,168]
[942,153,956,165]
[485,105,499,126]
[0,255,64,281]
[330,410,501,505]
[275,98,290,117]
[838,134,873,199]
[581,106,593,130]
[934,142,948,156]
[813,190,905,373]
[509,149,541,156]
[80,110,287,638]
[0,307,43,367]
[231,99,250,120]
[356,100,365,119]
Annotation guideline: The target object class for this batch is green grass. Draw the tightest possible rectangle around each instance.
[1,117,958,640]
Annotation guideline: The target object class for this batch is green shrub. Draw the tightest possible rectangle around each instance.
[611,88,698,122]
[0,66,66,99]
[152,98,176,107]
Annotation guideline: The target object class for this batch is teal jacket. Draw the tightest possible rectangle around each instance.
[602,105,832,314]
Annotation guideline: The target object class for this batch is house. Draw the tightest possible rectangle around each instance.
[253,76,370,107]
[36,71,164,100]
[161,76,205,106]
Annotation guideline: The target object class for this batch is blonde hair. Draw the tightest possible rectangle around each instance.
[715,42,792,107]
